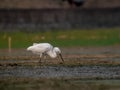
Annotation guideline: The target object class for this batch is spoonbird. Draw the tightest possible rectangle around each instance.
[27,43,64,63]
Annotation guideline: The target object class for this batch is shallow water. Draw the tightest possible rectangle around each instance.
[0,65,120,79]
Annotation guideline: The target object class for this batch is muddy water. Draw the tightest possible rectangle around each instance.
[0,65,120,79]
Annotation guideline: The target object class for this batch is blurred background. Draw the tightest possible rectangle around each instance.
[0,0,120,46]
[0,0,120,49]
[1,1,120,90]
[0,0,120,30]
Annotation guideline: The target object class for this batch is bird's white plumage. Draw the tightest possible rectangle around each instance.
[27,43,64,62]
[27,43,51,54]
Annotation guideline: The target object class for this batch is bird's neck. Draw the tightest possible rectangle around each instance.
[47,49,57,58]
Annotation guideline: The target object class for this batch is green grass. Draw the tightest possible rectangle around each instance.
[0,28,120,48]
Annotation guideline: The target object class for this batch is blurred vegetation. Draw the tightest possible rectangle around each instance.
[0,78,120,90]
[0,28,120,48]
[0,0,120,9]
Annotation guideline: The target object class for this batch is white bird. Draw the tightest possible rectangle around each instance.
[27,43,64,63]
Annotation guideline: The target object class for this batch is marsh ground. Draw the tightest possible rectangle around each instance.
[0,46,120,90]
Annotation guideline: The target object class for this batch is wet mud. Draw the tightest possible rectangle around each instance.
[0,46,120,79]
[0,65,120,79]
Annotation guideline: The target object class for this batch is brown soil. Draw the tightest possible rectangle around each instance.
[0,46,120,66]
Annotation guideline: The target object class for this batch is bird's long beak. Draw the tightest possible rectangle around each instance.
[59,53,64,62]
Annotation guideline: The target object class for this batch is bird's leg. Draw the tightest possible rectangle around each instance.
[59,53,64,63]
[44,53,47,59]
[39,57,41,64]
[43,53,47,64]
[39,54,42,64]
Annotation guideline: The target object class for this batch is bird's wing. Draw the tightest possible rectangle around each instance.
[34,43,52,53]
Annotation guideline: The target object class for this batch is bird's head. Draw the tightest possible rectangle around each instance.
[54,47,61,54]
[27,46,32,51]
[54,47,64,62]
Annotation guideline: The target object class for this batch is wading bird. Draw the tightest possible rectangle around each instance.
[27,43,64,63]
